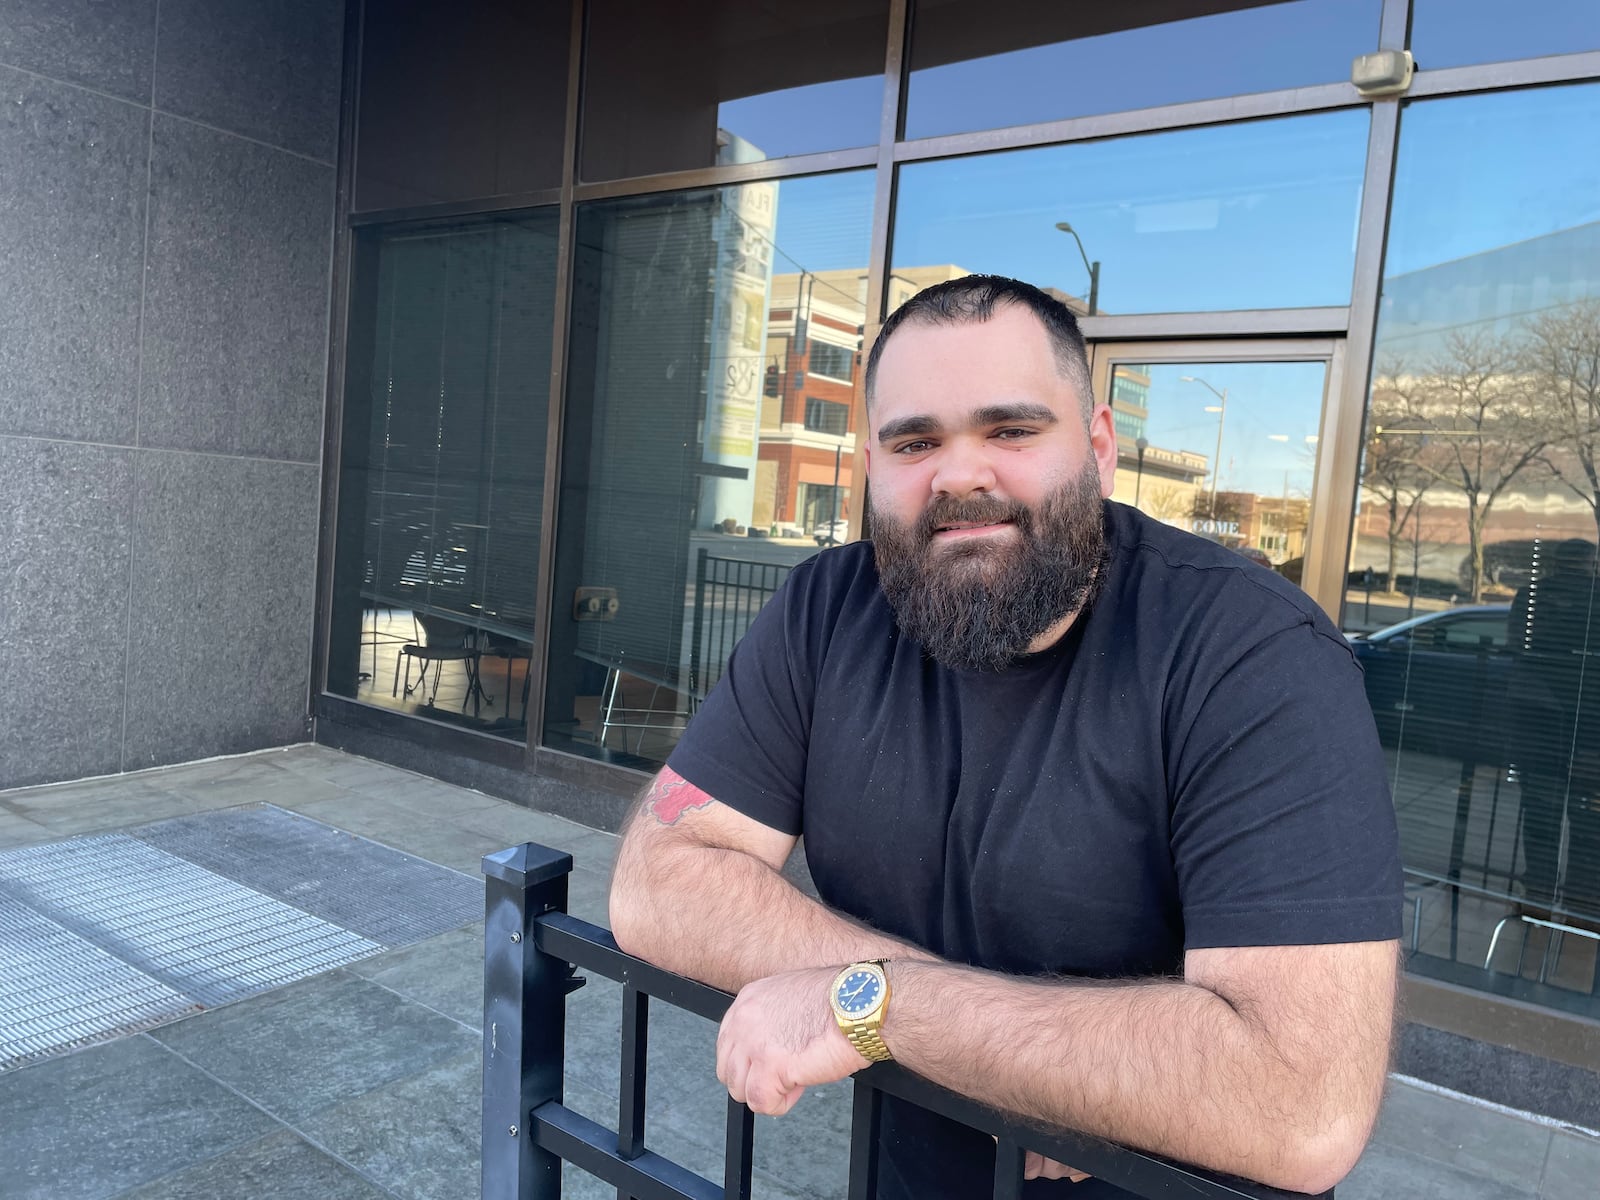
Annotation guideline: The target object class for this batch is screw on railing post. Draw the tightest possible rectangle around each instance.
[481,842,575,1200]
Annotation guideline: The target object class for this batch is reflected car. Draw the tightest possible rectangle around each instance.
[1350,605,1512,761]
[1231,545,1274,569]
[813,519,850,547]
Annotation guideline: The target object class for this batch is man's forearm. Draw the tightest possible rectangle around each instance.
[882,957,1384,1194]
[611,837,933,993]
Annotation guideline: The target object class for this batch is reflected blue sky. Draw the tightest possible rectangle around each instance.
[890,111,1367,314]
[766,82,1600,327]
[905,0,1377,141]
[1385,85,1600,278]
[1138,362,1326,498]
[763,171,877,291]
[1378,82,1600,362]
[718,76,883,162]
[1410,0,1599,68]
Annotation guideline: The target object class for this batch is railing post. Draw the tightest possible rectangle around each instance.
[482,842,576,1200]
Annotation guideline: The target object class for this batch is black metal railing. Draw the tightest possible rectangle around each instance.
[688,551,793,700]
[482,842,1332,1200]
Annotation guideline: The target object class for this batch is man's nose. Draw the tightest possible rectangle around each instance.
[929,439,997,497]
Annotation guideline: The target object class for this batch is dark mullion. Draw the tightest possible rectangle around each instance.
[846,1082,883,1200]
[523,0,588,755]
[992,1138,1027,1200]
[722,1096,755,1200]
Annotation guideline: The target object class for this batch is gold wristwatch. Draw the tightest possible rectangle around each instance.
[829,960,893,1063]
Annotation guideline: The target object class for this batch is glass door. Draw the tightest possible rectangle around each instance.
[1088,339,1349,615]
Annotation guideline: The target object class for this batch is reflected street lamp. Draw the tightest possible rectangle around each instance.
[1181,375,1228,519]
[1134,436,1149,507]
[1053,222,1100,316]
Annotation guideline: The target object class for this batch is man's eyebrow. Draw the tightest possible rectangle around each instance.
[877,414,943,445]
[970,403,1059,427]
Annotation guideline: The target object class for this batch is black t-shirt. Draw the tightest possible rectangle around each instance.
[668,500,1403,1198]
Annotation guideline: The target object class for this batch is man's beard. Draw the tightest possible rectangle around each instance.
[871,465,1107,672]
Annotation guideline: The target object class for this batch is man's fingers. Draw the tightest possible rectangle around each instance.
[1024,1151,1090,1182]
[744,1074,806,1116]
[721,1053,752,1106]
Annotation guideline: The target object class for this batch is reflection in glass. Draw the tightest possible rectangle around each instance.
[354,0,570,211]
[1348,84,1600,1013]
[579,0,887,181]
[327,212,558,740]
[545,172,874,766]
[1108,360,1324,584]
[893,111,1368,316]
[906,0,1379,141]
[1411,0,1600,70]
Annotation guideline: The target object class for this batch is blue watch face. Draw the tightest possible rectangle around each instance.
[835,969,882,1015]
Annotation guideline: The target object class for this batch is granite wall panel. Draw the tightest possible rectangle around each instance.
[0,66,147,444]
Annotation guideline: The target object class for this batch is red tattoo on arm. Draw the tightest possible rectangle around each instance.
[647,768,715,825]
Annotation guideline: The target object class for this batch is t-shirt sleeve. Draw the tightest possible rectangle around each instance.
[1168,618,1404,949]
[664,568,816,837]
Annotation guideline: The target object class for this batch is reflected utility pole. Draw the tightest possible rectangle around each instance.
[1182,375,1229,519]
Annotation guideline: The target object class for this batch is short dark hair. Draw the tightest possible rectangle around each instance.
[864,274,1094,421]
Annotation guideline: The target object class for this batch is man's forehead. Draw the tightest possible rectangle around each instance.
[871,311,1079,420]
[879,305,1053,361]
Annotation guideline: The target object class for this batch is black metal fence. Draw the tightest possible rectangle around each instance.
[688,551,793,701]
[481,842,1331,1200]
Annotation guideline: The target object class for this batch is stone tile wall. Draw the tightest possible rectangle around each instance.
[0,0,342,785]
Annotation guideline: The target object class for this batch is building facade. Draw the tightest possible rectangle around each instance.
[5,0,1599,1127]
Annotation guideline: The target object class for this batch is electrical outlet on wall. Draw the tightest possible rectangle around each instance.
[573,586,619,621]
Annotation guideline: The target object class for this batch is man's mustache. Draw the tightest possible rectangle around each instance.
[916,496,1031,539]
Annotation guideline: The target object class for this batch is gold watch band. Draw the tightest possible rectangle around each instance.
[844,1024,893,1062]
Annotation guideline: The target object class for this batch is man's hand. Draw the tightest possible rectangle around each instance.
[1025,1151,1090,1183]
[716,966,869,1116]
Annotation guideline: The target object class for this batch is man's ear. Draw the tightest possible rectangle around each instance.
[1087,404,1118,497]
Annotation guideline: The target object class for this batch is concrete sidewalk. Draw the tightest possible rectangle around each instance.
[0,746,1595,1199]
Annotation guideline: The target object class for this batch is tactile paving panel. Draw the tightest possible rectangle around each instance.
[0,895,199,1071]
[131,804,483,945]
[0,835,382,1008]
[0,802,484,1072]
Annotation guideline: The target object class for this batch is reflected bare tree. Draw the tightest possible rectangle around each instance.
[1364,361,1434,588]
[1524,299,1600,547]
[1143,485,1193,522]
[1401,330,1550,603]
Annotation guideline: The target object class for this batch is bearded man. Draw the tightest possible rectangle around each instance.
[610,275,1402,1198]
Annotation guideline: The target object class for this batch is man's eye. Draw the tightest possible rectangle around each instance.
[994,427,1034,440]
[895,440,933,454]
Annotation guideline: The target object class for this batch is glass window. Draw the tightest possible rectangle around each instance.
[1348,84,1600,1016]
[354,0,570,211]
[1104,357,1326,584]
[1411,0,1600,70]
[893,110,1369,315]
[326,211,558,740]
[545,171,874,767]
[808,339,855,381]
[805,396,850,435]
[579,0,888,181]
[905,0,1380,141]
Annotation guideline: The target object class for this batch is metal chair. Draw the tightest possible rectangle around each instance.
[394,613,485,715]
